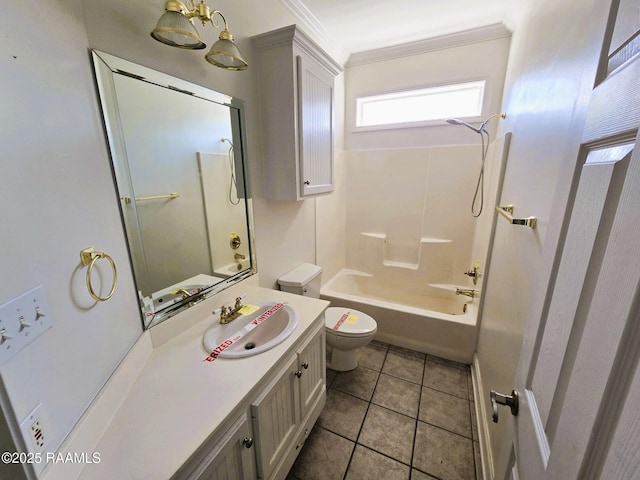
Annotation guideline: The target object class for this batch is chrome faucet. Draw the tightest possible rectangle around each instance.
[455,288,476,299]
[219,297,245,324]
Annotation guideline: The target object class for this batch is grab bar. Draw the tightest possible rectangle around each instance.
[121,193,180,204]
[496,205,537,229]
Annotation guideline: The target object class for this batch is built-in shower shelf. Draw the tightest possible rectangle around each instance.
[361,232,386,239]
[360,233,453,244]
[383,260,419,270]
[420,237,453,244]
[360,232,453,270]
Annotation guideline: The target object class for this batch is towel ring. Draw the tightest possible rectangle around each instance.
[80,248,117,302]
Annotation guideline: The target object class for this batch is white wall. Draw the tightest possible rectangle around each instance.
[344,145,478,283]
[474,0,614,476]
[344,32,511,151]
[0,0,343,476]
[0,1,143,473]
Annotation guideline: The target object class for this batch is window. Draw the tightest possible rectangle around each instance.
[355,80,485,129]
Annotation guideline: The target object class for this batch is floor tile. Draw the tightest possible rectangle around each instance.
[411,469,439,480]
[413,422,475,480]
[426,354,469,371]
[382,350,425,384]
[423,360,468,399]
[358,404,416,465]
[290,426,354,480]
[332,366,380,401]
[318,388,369,441]
[467,371,475,401]
[295,348,480,480]
[470,401,479,441]
[372,373,421,418]
[326,367,337,388]
[358,341,388,371]
[419,387,472,438]
[390,344,426,359]
[345,444,410,480]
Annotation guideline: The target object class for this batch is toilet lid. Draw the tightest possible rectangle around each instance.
[325,307,377,337]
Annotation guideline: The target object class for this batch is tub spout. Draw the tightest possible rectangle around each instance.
[456,288,476,299]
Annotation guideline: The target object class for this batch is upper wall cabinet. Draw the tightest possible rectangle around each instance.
[252,25,343,201]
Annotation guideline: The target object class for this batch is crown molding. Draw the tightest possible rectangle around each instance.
[280,0,350,66]
[347,23,512,67]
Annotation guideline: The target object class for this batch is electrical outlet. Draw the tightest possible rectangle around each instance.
[20,403,48,453]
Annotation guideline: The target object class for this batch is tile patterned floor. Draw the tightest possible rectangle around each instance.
[287,341,481,480]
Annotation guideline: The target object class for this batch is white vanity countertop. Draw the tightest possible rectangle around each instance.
[75,287,329,480]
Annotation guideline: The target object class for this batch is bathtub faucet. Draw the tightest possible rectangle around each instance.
[456,288,476,299]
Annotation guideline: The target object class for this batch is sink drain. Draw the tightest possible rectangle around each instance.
[244,342,256,350]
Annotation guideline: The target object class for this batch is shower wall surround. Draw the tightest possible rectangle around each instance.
[345,145,480,284]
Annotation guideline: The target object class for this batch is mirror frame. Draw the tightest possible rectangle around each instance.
[91,49,257,328]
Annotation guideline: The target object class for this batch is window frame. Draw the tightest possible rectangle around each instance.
[353,79,487,132]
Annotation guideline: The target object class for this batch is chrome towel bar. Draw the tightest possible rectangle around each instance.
[496,205,537,229]
[121,192,180,204]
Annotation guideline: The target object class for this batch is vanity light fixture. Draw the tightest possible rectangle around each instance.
[150,0,248,71]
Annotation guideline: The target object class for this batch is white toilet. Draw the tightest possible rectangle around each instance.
[278,263,377,371]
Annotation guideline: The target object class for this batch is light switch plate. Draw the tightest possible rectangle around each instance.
[0,285,53,366]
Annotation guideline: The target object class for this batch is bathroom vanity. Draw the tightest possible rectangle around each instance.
[49,280,328,480]
[66,47,330,480]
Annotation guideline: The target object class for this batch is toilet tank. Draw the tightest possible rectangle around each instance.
[277,263,322,298]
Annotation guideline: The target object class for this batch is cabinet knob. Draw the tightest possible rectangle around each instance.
[302,362,309,369]
[295,370,303,378]
[242,437,253,448]
[304,180,311,185]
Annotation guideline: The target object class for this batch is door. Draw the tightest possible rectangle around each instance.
[497,1,640,478]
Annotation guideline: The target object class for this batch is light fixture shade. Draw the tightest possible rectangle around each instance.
[151,11,206,49]
[205,35,248,70]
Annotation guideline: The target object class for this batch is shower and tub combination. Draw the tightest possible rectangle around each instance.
[320,118,510,364]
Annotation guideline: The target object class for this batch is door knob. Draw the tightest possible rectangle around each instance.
[490,389,519,423]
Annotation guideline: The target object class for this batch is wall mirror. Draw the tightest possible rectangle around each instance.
[91,50,255,329]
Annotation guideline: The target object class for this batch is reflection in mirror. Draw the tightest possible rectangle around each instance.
[91,50,255,329]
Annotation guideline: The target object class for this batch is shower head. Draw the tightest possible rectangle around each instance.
[445,118,482,133]
[446,113,506,134]
[220,137,234,148]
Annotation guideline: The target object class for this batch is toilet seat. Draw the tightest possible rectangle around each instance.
[324,307,377,338]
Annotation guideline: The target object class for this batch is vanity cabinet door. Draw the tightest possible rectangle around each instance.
[251,355,300,480]
[297,323,326,419]
[187,413,256,480]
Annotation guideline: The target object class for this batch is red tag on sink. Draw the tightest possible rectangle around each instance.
[204,303,286,362]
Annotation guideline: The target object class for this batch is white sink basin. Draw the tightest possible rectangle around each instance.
[203,302,298,358]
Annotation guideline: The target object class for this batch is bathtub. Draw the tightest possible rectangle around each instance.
[320,269,477,364]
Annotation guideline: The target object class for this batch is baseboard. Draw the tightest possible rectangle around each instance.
[472,353,494,480]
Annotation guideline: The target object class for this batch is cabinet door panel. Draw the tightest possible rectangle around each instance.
[298,326,326,418]
[189,414,255,480]
[297,55,334,197]
[251,355,300,479]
